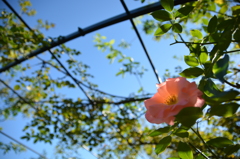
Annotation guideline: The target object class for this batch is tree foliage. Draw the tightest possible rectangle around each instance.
[0,0,240,158]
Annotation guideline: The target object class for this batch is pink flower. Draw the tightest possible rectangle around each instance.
[144,77,205,125]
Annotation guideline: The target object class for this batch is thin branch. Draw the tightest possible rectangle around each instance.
[170,40,240,46]
[190,127,218,158]
[36,56,129,99]
[188,142,210,159]
[170,41,217,46]
[224,79,240,88]
[0,131,48,159]
[0,0,197,73]
[224,49,240,54]
[207,9,233,18]
[0,79,37,111]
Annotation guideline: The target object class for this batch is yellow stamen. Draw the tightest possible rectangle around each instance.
[165,95,177,105]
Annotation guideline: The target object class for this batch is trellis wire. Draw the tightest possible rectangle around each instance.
[120,0,161,83]
[0,0,196,81]
[0,131,48,159]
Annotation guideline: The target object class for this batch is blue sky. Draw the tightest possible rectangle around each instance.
[0,0,190,158]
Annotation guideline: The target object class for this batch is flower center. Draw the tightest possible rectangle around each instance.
[165,95,177,105]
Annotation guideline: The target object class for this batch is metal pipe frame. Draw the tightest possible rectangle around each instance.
[0,0,196,73]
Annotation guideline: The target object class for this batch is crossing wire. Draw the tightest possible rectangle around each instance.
[2,0,92,102]
[120,0,161,83]
[0,131,48,159]
[0,0,196,74]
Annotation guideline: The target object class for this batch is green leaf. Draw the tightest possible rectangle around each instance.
[219,4,228,14]
[116,70,125,77]
[212,54,229,82]
[175,107,203,128]
[203,79,239,103]
[173,125,190,138]
[232,5,240,16]
[151,10,172,22]
[172,23,182,33]
[203,78,220,97]
[174,6,194,18]
[218,25,233,51]
[149,126,172,137]
[179,67,203,78]
[154,24,172,36]
[207,15,218,33]
[225,144,240,156]
[14,85,20,90]
[161,0,174,12]
[209,103,239,117]
[195,154,206,159]
[199,47,208,64]
[207,137,233,148]
[175,107,202,127]
[177,142,193,159]
[190,30,203,39]
[137,87,143,93]
[174,132,189,138]
[155,136,172,155]
[184,55,199,67]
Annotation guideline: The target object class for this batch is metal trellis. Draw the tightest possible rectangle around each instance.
[0,0,196,80]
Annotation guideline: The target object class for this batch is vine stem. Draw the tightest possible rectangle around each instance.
[188,142,209,159]
[190,127,218,158]
[173,26,218,158]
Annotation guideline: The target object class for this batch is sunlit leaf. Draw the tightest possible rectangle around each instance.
[184,55,199,67]
[155,136,172,155]
[177,142,193,159]
[190,30,203,39]
[179,67,203,78]
[161,0,174,12]
[199,47,208,63]
[232,5,240,16]
[14,85,20,90]
[154,24,172,36]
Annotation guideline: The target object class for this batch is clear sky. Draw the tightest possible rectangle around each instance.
[0,0,190,158]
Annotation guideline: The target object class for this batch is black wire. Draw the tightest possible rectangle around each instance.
[0,131,48,159]
[0,79,37,110]
[0,0,196,73]
[120,0,161,84]
[2,0,92,102]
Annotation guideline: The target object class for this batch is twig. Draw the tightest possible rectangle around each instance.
[224,79,240,88]
[188,142,209,159]
[191,127,218,158]
[224,49,240,54]
[0,131,48,159]
[170,41,217,46]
